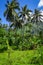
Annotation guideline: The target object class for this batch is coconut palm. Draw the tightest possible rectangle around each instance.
[31,9,43,23]
[19,5,32,24]
[4,0,20,56]
[4,0,20,22]
[10,14,22,28]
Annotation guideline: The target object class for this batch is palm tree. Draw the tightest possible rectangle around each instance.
[31,9,43,23]
[4,0,20,22]
[10,14,22,28]
[4,0,20,57]
[19,5,32,24]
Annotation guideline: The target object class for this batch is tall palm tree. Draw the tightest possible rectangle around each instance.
[4,0,20,56]
[10,14,22,28]
[31,9,43,23]
[4,0,20,22]
[19,5,32,24]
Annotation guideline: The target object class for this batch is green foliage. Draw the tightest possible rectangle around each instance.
[0,28,8,52]
[0,22,43,51]
[0,50,43,65]
[0,0,43,54]
[0,0,43,65]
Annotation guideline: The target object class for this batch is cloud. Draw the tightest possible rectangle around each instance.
[41,10,43,15]
[38,0,43,7]
[40,10,43,22]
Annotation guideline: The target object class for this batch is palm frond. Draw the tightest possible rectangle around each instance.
[4,9,8,17]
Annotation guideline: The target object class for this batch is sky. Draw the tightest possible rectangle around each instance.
[0,0,43,24]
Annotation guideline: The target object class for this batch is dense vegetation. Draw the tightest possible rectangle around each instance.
[0,0,43,65]
[0,22,43,51]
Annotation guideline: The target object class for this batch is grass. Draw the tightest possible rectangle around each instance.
[0,50,43,65]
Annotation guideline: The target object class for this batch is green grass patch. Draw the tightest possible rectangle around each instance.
[0,50,43,65]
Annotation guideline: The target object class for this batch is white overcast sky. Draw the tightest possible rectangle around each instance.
[38,0,43,7]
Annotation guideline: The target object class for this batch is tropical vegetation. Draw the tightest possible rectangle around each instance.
[0,0,43,65]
